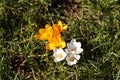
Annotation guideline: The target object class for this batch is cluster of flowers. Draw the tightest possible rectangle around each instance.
[34,21,83,66]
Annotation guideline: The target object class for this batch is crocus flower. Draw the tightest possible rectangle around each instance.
[34,21,67,51]
[53,48,67,62]
[65,39,83,65]
[65,39,83,54]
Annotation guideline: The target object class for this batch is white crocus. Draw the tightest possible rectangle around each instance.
[53,48,67,62]
[65,39,83,65]
[66,53,80,66]
[66,39,83,55]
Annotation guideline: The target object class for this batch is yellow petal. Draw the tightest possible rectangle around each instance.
[59,40,66,48]
[46,41,58,50]
[34,34,40,40]
[60,25,68,32]
[58,20,62,27]
[45,24,51,29]
[53,24,60,36]
[35,24,53,40]
[58,20,67,32]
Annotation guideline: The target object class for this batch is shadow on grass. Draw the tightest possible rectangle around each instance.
[79,39,104,62]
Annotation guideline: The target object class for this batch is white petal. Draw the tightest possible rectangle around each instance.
[77,48,83,54]
[53,48,67,62]
[65,49,70,54]
[67,43,74,51]
[74,55,80,60]
[67,43,72,49]
[54,58,58,62]
[73,42,81,48]
[53,48,57,54]
[73,42,83,54]
[54,57,60,62]
[70,59,77,66]
[70,39,76,44]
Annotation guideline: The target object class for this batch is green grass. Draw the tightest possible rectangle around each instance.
[0,0,120,80]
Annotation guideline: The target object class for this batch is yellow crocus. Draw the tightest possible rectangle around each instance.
[34,21,67,50]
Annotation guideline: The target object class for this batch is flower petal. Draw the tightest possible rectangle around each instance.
[74,54,80,60]
[59,40,66,49]
[77,48,83,54]
[58,20,62,27]
[73,42,81,48]
[53,24,61,36]
[58,20,67,32]
[67,43,74,51]
[66,54,78,66]
[70,39,76,44]
[34,34,40,40]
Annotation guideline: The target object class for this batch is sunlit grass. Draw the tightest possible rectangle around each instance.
[0,0,120,80]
